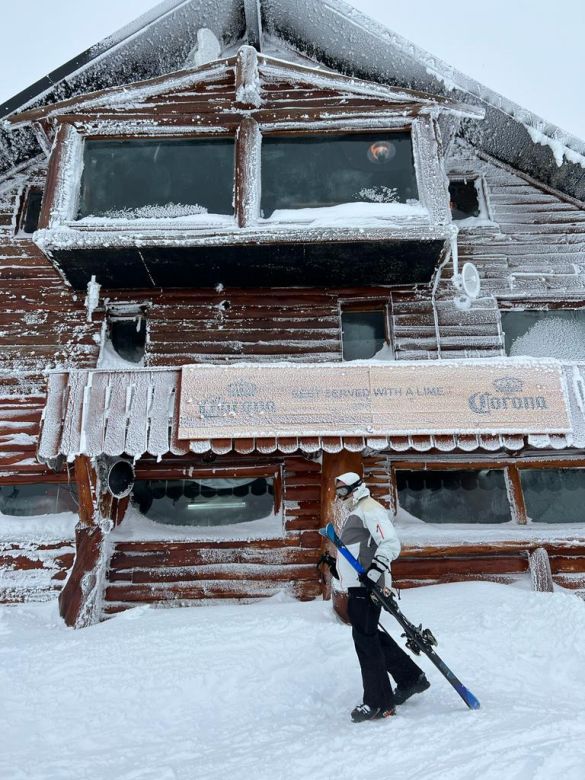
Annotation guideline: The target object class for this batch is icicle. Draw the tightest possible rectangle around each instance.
[85,275,101,322]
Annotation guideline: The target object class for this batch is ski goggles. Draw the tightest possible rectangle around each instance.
[335,480,362,499]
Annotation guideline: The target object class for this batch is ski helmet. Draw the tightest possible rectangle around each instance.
[335,471,363,499]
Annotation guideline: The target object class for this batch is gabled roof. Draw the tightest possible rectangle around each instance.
[8,47,483,127]
[1,0,584,204]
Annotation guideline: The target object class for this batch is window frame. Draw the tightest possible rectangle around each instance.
[37,114,452,249]
[130,464,284,536]
[339,298,394,361]
[388,456,585,527]
[16,184,44,235]
[99,303,150,367]
[0,476,78,517]
[447,175,491,224]
[499,303,585,358]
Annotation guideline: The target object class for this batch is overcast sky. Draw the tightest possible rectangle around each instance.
[1,0,584,139]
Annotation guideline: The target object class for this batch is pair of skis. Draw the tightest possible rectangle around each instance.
[320,522,481,711]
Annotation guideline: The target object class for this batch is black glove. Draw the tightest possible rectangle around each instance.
[358,557,388,588]
[317,553,339,580]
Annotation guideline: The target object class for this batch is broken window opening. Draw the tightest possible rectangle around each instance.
[448,178,487,221]
[17,186,43,234]
[341,305,392,361]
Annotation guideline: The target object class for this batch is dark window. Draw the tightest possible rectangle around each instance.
[0,483,77,516]
[261,132,418,217]
[77,138,235,219]
[18,187,43,234]
[520,469,585,523]
[501,310,585,359]
[342,309,388,361]
[397,469,511,524]
[449,179,480,220]
[109,317,147,364]
[132,477,278,530]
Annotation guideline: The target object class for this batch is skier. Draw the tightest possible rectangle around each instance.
[334,471,430,722]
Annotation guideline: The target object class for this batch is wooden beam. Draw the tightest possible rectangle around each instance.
[58,455,111,627]
[505,464,528,524]
[235,117,261,227]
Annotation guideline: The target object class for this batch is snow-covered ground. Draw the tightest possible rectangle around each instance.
[2,581,585,779]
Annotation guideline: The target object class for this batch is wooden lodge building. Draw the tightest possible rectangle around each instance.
[2,0,585,626]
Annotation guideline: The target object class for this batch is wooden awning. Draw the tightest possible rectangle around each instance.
[37,365,585,461]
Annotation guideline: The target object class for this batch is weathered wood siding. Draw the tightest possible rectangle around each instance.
[0,537,75,603]
[446,140,585,300]
[0,170,98,374]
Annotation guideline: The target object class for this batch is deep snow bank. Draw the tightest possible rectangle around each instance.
[1,582,585,780]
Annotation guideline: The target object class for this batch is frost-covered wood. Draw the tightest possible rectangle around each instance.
[529,547,554,592]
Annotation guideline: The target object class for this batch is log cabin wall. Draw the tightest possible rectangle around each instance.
[102,454,323,616]
[3,94,585,609]
[445,139,585,301]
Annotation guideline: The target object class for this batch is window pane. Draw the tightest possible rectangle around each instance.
[521,469,585,523]
[397,469,511,524]
[342,310,386,360]
[132,478,276,528]
[261,132,418,217]
[77,138,234,218]
[110,318,147,364]
[0,483,78,516]
[501,310,585,359]
[449,180,480,220]
[20,188,43,233]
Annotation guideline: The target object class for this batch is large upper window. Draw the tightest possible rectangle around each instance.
[131,477,279,532]
[77,138,235,219]
[501,310,585,360]
[260,132,418,218]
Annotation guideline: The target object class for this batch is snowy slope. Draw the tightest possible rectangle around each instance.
[2,581,585,779]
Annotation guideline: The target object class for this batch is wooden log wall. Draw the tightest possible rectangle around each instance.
[0,537,74,603]
[0,168,98,374]
[102,455,323,615]
[446,139,585,300]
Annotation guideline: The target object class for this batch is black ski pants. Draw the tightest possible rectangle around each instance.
[347,587,422,710]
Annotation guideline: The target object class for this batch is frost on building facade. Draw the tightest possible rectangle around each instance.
[2,0,585,626]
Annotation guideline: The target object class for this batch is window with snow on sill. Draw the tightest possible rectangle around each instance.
[502,310,585,360]
[76,138,234,220]
[260,132,419,219]
[129,477,281,538]
[99,315,147,367]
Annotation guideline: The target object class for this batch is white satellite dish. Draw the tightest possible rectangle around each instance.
[461,262,481,299]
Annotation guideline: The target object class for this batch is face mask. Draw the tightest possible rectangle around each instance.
[335,485,352,499]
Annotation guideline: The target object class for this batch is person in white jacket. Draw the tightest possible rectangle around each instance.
[335,471,430,723]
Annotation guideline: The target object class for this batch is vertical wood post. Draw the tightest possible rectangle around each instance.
[58,455,113,628]
[320,449,363,620]
[505,464,528,525]
[235,117,261,227]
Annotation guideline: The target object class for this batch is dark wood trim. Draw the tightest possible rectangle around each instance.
[38,122,72,229]
[505,464,528,525]
[235,117,260,227]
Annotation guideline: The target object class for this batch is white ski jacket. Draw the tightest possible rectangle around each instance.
[338,484,401,590]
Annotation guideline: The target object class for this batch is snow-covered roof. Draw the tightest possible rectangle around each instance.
[1,0,585,205]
